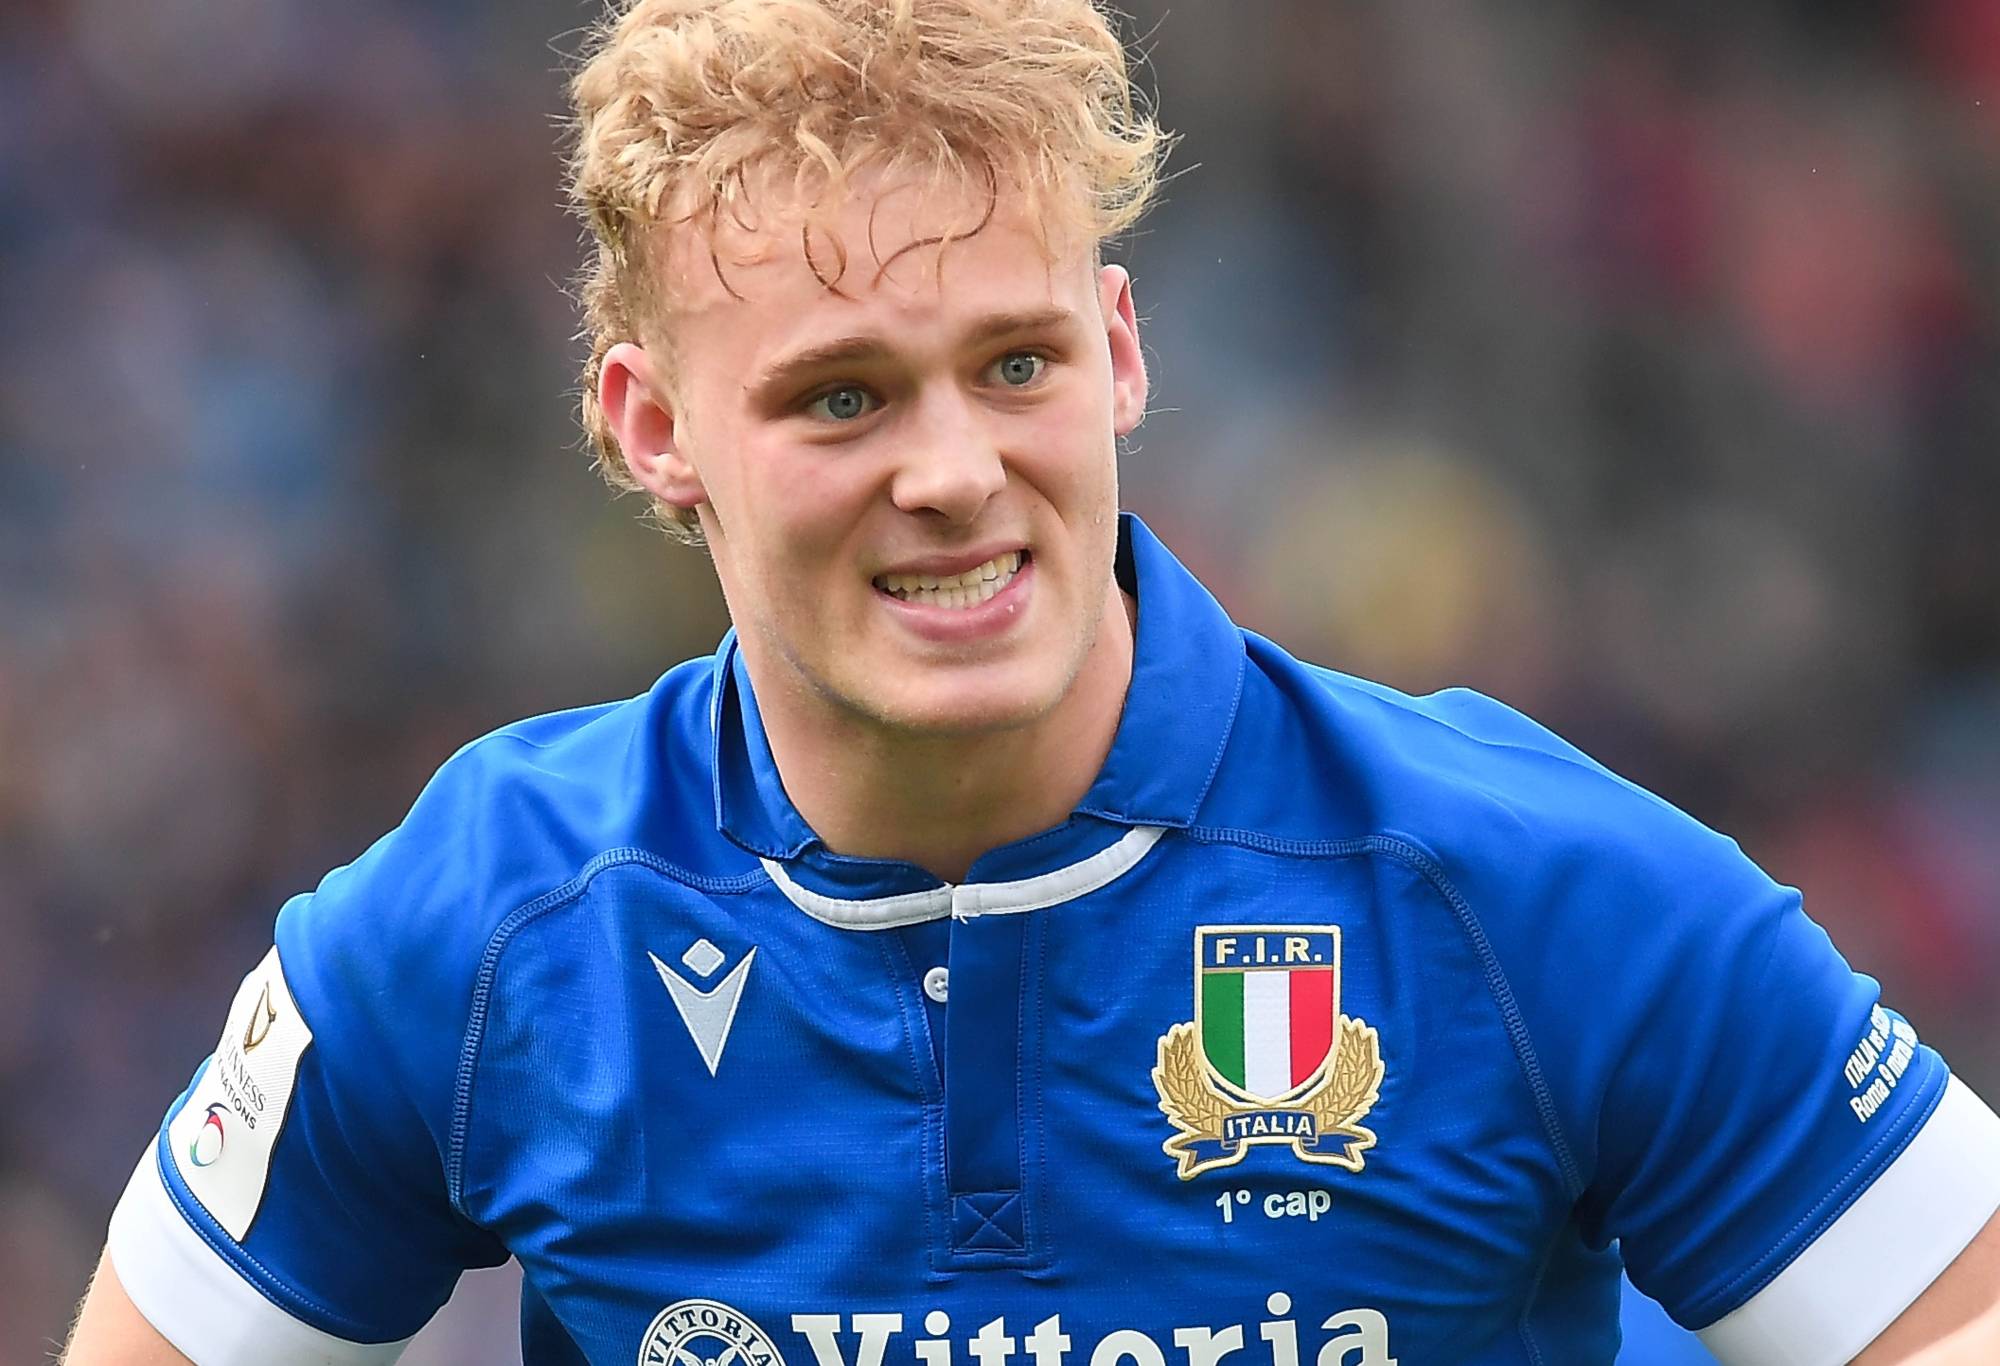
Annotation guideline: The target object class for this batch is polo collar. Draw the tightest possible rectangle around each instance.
[709,513,1246,921]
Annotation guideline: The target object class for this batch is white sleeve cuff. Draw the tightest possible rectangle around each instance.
[1698,1074,2000,1366]
[107,1145,413,1366]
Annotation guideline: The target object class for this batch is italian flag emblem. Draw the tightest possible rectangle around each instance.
[1197,929,1338,1100]
[1153,925,1385,1180]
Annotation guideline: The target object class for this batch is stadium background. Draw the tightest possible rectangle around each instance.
[5,0,2000,1359]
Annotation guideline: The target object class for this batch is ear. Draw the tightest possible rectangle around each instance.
[1098,264,1149,437]
[598,342,707,509]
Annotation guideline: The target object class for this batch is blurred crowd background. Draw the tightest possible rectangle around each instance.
[4,0,1999,1359]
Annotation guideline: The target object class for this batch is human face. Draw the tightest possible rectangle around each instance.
[602,176,1148,739]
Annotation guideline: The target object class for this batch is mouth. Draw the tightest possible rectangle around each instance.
[872,550,1029,610]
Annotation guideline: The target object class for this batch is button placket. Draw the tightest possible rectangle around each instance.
[941,910,1035,1263]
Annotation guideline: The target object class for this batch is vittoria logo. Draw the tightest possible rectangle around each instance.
[187,1102,228,1168]
[1153,926,1385,1180]
[639,1298,787,1366]
[790,1296,1397,1366]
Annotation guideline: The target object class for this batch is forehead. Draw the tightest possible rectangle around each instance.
[655,172,1096,368]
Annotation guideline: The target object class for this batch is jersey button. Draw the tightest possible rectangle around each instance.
[923,966,950,1004]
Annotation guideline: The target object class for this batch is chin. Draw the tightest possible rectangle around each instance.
[864,692,1053,739]
[846,664,1065,738]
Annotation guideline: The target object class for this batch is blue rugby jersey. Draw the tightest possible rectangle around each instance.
[110,515,2000,1365]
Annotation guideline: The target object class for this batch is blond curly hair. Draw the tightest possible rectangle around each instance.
[567,0,1167,540]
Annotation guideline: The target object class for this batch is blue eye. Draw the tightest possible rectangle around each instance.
[993,352,1046,387]
[807,386,876,421]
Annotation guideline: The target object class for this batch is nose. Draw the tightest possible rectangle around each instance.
[888,388,1006,524]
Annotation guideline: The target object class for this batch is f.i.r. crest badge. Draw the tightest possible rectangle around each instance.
[1153,926,1385,1181]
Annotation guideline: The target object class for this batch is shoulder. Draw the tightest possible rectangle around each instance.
[272,655,737,1096]
[313,658,721,930]
[1212,632,1740,897]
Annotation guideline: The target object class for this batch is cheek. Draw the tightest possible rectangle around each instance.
[1019,391,1118,505]
[725,439,874,583]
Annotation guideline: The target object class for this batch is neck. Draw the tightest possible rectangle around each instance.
[745,592,1136,883]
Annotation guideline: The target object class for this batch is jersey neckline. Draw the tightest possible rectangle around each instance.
[706,513,1247,914]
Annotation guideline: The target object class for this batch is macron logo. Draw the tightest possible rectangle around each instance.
[651,938,756,1077]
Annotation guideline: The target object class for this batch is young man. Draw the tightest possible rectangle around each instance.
[64,2,2000,1362]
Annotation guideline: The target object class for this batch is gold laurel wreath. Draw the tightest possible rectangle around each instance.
[1153,1017,1383,1178]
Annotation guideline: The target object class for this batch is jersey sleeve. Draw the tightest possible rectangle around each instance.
[1415,699,2000,1366]
[1577,858,2000,1363]
[106,769,514,1363]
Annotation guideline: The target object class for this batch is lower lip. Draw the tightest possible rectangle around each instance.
[875,559,1034,643]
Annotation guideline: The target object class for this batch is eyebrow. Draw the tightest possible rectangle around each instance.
[747,307,1079,399]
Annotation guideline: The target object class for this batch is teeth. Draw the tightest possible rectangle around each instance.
[876,551,1024,608]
